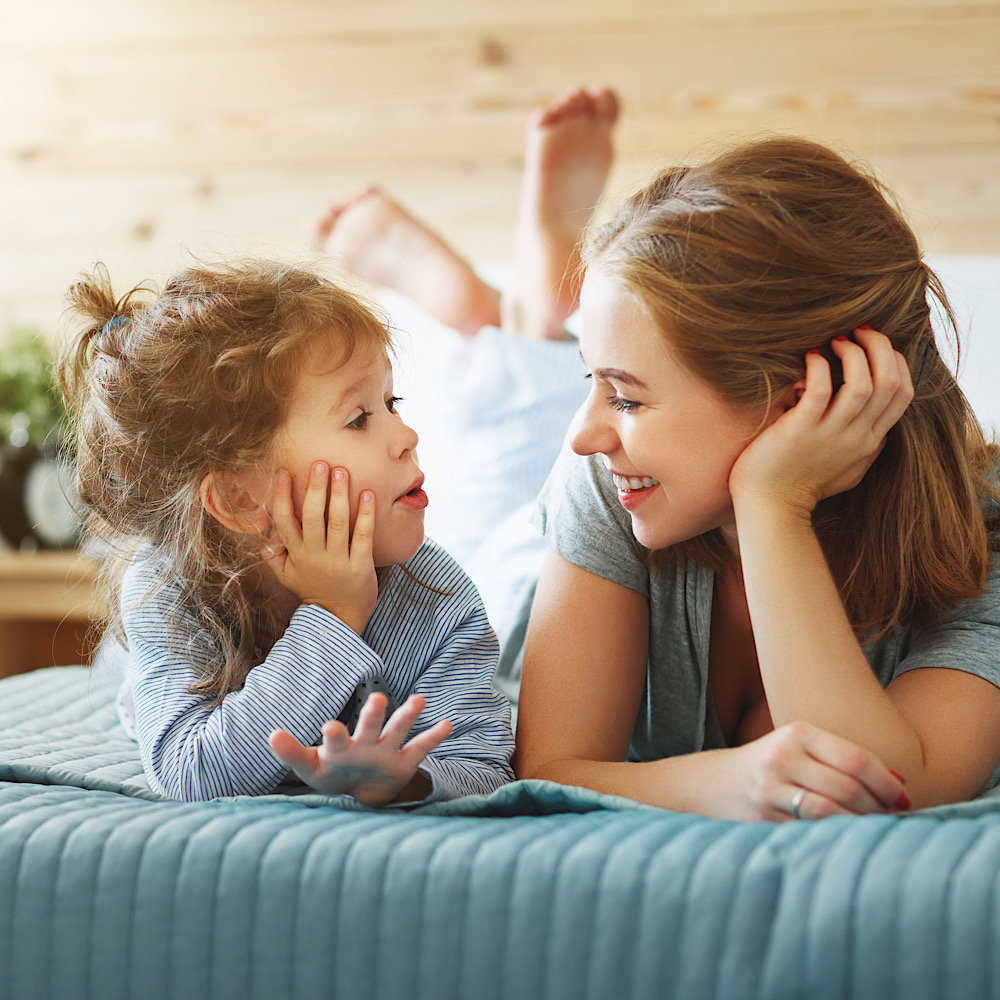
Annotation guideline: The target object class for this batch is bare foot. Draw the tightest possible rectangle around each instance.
[315,188,500,337]
[502,86,620,340]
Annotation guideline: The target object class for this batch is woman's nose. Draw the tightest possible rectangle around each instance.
[569,393,617,457]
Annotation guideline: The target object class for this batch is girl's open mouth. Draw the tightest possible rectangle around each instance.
[396,477,428,510]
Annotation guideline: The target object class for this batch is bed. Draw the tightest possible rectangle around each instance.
[3,663,1000,1000]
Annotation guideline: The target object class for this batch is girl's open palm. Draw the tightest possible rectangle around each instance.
[729,326,914,514]
[262,462,379,634]
[269,693,453,807]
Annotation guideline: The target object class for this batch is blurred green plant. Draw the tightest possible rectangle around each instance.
[0,328,64,447]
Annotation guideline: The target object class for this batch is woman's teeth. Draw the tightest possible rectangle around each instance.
[612,473,660,491]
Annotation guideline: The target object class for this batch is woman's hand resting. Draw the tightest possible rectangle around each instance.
[728,326,914,516]
[728,720,911,822]
[269,692,452,807]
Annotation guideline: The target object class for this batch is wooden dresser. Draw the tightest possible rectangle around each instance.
[0,550,101,678]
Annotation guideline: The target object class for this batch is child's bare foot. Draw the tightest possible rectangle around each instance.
[502,86,619,340]
[316,188,500,337]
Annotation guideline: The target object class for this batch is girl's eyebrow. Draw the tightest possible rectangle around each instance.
[327,372,377,416]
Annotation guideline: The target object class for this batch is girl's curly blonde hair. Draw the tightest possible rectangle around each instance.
[59,258,391,701]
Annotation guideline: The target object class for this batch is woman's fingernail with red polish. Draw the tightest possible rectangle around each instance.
[857,323,873,331]
[895,790,912,811]
[889,770,906,783]
[834,335,850,342]
[808,348,822,356]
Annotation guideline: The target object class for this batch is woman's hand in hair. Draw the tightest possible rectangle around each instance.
[728,326,914,516]
[263,462,379,635]
[732,720,910,822]
[269,693,452,806]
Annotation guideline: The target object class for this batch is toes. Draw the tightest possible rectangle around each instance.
[590,87,620,125]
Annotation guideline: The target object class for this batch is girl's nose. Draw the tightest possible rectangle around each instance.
[569,393,617,458]
[393,418,419,458]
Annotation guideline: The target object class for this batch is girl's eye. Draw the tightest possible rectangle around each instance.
[607,393,641,413]
[386,395,403,413]
[347,410,372,430]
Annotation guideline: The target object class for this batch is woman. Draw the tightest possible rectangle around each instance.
[514,135,1000,820]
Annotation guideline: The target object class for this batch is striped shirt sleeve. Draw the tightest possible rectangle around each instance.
[120,539,513,803]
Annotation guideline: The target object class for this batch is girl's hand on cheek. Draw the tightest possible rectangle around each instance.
[262,463,379,635]
[268,693,453,807]
[729,326,914,515]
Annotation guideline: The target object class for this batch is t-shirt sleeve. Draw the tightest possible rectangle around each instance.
[892,553,1000,692]
[533,440,650,597]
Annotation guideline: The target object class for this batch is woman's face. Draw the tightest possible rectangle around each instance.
[570,269,775,552]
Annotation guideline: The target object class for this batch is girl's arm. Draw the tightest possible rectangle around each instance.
[515,549,906,820]
[730,327,1000,808]
[125,584,392,801]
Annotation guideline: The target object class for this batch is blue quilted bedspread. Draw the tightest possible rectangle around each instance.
[2,667,1000,1000]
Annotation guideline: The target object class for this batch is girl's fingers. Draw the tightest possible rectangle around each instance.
[351,691,389,744]
[401,719,454,762]
[350,490,376,563]
[326,467,351,547]
[377,694,427,750]
[302,462,331,549]
[319,719,351,755]
[270,470,302,548]
[268,728,316,773]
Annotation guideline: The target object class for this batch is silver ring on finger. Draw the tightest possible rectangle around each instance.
[790,787,808,821]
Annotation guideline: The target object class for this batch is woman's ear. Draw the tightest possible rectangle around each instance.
[780,379,807,412]
[200,471,270,537]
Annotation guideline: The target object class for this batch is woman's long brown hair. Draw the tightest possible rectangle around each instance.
[585,135,1000,638]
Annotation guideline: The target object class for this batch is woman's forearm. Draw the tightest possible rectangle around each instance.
[733,495,925,777]
[521,748,749,817]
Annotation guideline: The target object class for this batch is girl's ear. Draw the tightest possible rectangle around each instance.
[200,471,270,537]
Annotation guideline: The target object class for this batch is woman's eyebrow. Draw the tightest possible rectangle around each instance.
[592,367,650,390]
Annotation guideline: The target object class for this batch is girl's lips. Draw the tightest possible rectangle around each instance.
[395,475,428,510]
[396,488,428,510]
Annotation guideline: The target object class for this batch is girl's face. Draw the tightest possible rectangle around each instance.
[570,269,773,552]
[270,340,426,567]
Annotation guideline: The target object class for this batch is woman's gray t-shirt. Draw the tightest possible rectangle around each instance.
[534,444,1000,792]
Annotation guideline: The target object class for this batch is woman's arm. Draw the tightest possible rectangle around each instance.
[515,550,906,819]
[730,328,1000,807]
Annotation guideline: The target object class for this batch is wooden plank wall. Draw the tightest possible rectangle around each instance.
[1,0,998,340]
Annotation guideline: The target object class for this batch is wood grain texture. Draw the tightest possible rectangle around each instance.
[1,0,998,338]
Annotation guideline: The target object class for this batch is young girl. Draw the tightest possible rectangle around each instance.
[513,135,1000,820]
[59,260,514,805]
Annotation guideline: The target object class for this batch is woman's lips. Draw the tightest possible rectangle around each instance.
[610,471,660,512]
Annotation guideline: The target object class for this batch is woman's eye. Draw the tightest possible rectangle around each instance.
[607,393,641,413]
[386,395,403,413]
[347,410,371,430]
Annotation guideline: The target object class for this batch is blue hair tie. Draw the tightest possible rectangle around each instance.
[102,316,130,334]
